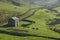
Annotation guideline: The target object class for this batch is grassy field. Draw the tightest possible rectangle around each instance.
[0,1,60,40]
[0,7,60,40]
[0,2,29,25]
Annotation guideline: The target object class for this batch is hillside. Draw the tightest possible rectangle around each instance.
[0,0,39,8]
[0,0,60,40]
[0,2,29,25]
[25,0,60,9]
[0,0,40,25]
[0,8,60,40]
[25,0,57,6]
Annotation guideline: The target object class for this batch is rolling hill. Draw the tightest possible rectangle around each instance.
[0,1,29,25]
[0,8,60,40]
[0,0,60,40]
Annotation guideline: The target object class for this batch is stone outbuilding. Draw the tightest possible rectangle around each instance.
[8,17,19,27]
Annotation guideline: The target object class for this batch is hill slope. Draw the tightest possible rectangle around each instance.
[0,2,29,25]
[0,8,60,40]
[0,0,39,8]
[0,0,60,40]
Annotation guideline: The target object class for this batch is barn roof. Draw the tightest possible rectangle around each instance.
[11,17,19,20]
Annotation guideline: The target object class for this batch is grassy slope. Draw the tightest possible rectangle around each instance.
[0,0,40,23]
[50,7,60,30]
[0,1,60,40]
[0,2,29,25]
[54,7,60,13]
[0,2,28,13]
[17,9,60,38]
[0,8,60,40]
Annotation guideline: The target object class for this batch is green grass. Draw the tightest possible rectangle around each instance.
[0,34,53,40]
[0,2,60,40]
[0,8,60,40]
[0,2,29,25]
[54,7,60,13]
[0,2,28,12]
[17,9,60,37]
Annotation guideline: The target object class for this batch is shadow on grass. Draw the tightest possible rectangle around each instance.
[21,19,35,27]
[47,18,60,26]
[0,24,14,28]
[7,29,28,32]
[0,30,60,40]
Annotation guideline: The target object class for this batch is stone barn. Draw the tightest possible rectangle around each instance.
[8,17,19,27]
